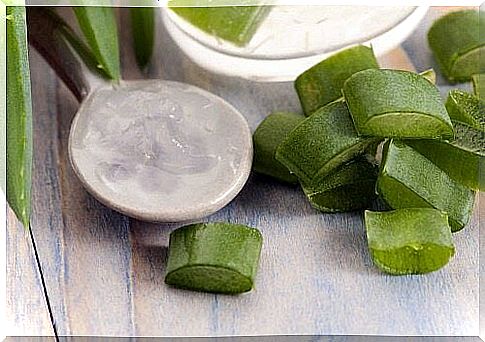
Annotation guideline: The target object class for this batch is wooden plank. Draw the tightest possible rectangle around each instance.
[6,209,53,336]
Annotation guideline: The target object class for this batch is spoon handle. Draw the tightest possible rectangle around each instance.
[27,7,107,102]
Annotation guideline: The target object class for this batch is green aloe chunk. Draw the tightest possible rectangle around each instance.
[73,6,121,80]
[343,69,453,139]
[302,156,378,212]
[446,89,485,132]
[275,99,380,186]
[428,10,485,83]
[407,123,485,191]
[377,140,475,232]
[295,45,379,116]
[365,208,455,275]
[171,6,271,47]
[165,222,263,294]
[253,112,305,183]
[472,74,484,99]
[6,7,33,228]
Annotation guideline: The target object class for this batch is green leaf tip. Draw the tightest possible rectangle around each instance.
[130,7,155,70]
[74,6,121,80]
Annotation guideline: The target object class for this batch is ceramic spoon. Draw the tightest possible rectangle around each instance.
[28,8,253,222]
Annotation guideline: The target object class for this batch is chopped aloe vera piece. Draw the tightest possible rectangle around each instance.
[377,140,475,232]
[446,89,485,132]
[302,156,378,212]
[275,99,380,186]
[407,123,485,191]
[253,112,304,183]
[428,10,485,83]
[472,74,485,99]
[343,69,453,139]
[171,6,271,47]
[165,222,262,294]
[295,45,379,116]
[420,68,436,84]
[365,209,455,275]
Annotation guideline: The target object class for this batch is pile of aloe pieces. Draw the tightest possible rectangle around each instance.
[254,9,484,275]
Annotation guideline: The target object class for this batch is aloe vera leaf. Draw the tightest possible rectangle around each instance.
[406,123,485,191]
[446,89,485,132]
[343,69,453,139]
[130,7,154,70]
[73,6,120,80]
[377,140,475,232]
[365,208,455,275]
[165,222,263,294]
[253,111,304,183]
[275,99,380,186]
[6,6,33,227]
[302,156,378,212]
[170,5,271,47]
[428,10,485,83]
[294,45,379,116]
[472,74,484,99]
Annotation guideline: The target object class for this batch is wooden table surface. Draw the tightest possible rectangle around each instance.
[6,6,483,338]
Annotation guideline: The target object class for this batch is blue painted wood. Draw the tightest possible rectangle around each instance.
[7,6,481,337]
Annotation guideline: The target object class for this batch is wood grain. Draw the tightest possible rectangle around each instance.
[7,7,481,337]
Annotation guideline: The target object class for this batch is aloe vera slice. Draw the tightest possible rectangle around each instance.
[253,112,304,183]
[472,74,484,99]
[343,69,453,139]
[365,209,455,275]
[6,7,33,228]
[446,89,485,132]
[428,10,485,83]
[275,99,380,186]
[377,140,475,232]
[171,6,271,47]
[294,45,379,116]
[407,123,485,191]
[165,222,262,294]
[302,156,378,212]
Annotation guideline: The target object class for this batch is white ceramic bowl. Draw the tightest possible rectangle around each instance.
[162,5,428,82]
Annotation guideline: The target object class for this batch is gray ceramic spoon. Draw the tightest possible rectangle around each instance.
[28,8,253,222]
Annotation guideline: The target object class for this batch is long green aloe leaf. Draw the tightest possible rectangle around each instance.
[6,6,33,227]
[130,7,154,70]
[73,6,120,80]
